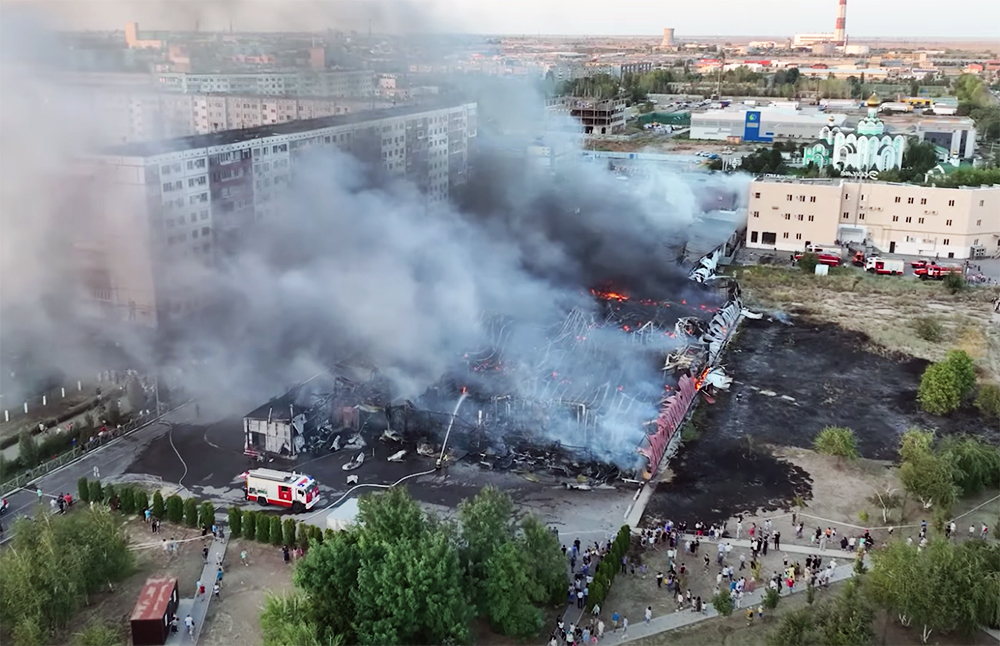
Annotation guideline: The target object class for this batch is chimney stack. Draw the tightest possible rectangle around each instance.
[834,0,847,45]
[659,28,676,49]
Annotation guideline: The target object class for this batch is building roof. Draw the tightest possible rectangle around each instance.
[130,577,177,623]
[101,96,472,158]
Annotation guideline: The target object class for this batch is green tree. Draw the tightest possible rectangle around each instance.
[88,480,103,504]
[975,383,1000,419]
[797,252,819,275]
[152,491,165,519]
[297,522,310,551]
[119,487,136,514]
[764,587,781,610]
[939,435,1000,496]
[485,541,544,638]
[102,484,116,507]
[244,511,257,541]
[73,619,126,646]
[229,507,243,538]
[257,513,271,543]
[134,490,149,518]
[183,498,198,527]
[943,350,976,397]
[270,516,283,546]
[259,592,337,646]
[199,501,215,528]
[899,444,957,512]
[283,518,297,548]
[713,589,734,616]
[458,486,517,611]
[294,529,361,641]
[18,432,40,469]
[77,477,90,503]
[165,495,184,524]
[519,515,568,605]
[813,426,859,461]
[943,271,966,294]
[918,362,963,415]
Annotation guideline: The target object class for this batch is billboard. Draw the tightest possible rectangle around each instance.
[743,111,773,142]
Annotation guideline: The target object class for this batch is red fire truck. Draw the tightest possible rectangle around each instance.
[865,257,905,275]
[794,244,844,267]
[918,264,964,280]
[240,468,320,513]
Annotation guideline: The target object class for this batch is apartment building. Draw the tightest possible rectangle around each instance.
[155,71,376,97]
[746,177,1000,259]
[545,97,627,134]
[82,100,478,327]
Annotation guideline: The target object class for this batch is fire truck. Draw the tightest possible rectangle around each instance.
[864,257,905,275]
[240,468,320,513]
[918,263,964,280]
[794,244,844,267]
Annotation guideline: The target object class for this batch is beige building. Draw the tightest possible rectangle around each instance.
[746,177,1000,259]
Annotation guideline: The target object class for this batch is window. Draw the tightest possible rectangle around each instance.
[976,219,982,226]
[974,239,979,246]
[905,217,912,223]
[797,214,804,221]
[784,214,791,220]
[782,232,790,239]
[752,211,759,218]
[161,164,171,175]
[201,210,209,220]
[796,233,802,240]
[894,196,901,203]
[943,238,950,245]
[761,232,777,245]
[946,219,952,226]
[192,230,198,239]
[809,196,816,203]
[892,216,899,222]
[980,200,985,207]
[843,212,849,219]
[798,195,806,202]
[907,197,914,204]
[920,198,926,205]
[859,213,865,220]
[186,161,194,171]
[750,231,759,243]
[808,215,814,222]
[861,194,866,201]
[948,199,955,206]
[202,227,210,236]
[786,194,793,201]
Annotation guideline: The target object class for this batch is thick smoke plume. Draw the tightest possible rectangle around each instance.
[0,2,748,461]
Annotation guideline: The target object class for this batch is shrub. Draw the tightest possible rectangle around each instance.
[88,480,103,504]
[283,518,296,547]
[271,516,283,546]
[858,509,869,523]
[913,316,943,342]
[813,426,859,461]
[944,350,976,398]
[296,522,310,551]
[257,514,271,543]
[199,502,215,528]
[165,495,184,524]
[806,584,816,605]
[309,525,323,544]
[244,511,257,541]
[943,271,966,293]
[134,490,149,518]
[976,383,1000,419]
[229,507,243,538]
[119,487,135,514]
[712,589,734,616]
[152,491,165,519]
[102,484,116,506]
[77,477,90,503]
[918,361,963,415]
[797,252,819,275]
[18,432,40,469]
[763,587,781,610]
[183,498,198,527]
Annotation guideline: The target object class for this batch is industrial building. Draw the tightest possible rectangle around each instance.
[154,70,376,97]
[690,107,848,142]
[914,117,978,159]
[745,177,1000,259]
[80,99,478,327]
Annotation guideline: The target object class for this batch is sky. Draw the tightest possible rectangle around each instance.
[9,0,1000,39]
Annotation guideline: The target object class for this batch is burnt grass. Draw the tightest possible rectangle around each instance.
[646,317,994,528]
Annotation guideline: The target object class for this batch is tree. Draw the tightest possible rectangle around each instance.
[166,495,184,524]
[768,579,875,646]
[134,490,149,518]
[519,515,568,605]
[943,350,976,397]
[270,516,283,546]
[283,518,297,548]
[943,271,966,294]
[102,484,116,507]
[183,498,198,527]
[918,362,963,415]
[939,435,1000,496]
[260,593,335,646]
[152,491,165,519]
[868,483,902,523]
[901,139,939,175]
[297,522,310,551]
[713,589,734,616]
[813,426,859,462]
[975,383,1000,419]
[485,541,544,638]
[244,511,257,541]
[229,507,243,538]
[88,480,103,504]
[257,513,271,542]
[18,432,40,469]
[764,587,781,610]
[294,529,361,641]
[459,486,517,611]
[125,375,145,412]
[899,445,957,512]
[797,252,819,275]
[199,501,215,528]
[119,487,136,514]
[77,477,90,503]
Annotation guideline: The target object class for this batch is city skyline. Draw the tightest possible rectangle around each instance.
[8,0,1000,40]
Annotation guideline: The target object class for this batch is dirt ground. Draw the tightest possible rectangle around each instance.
[200,538,294,646]
[55,517,209,643]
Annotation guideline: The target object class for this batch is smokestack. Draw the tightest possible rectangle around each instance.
[659,28,676,49]
[834,0,847,46]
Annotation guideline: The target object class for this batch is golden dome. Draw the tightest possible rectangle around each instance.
[865,92,880,107]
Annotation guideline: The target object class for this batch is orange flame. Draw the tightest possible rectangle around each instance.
[693,367,711,390]
[591,288,630,302]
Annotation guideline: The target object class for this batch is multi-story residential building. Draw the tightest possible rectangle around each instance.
[80,100,477,328]
[154,71,376,97]
[545,97,627,135]
[745,177,1000,259]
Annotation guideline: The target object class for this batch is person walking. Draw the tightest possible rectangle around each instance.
[656,571,663,588]
[240,549,248,566]
[184,615,195,640]
[645,606,653,624]
[621,616,628,638]
[213,582,221,599]
[773,531,781,550]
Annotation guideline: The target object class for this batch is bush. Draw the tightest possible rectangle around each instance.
[271,516,283,546]
[183,498,198,527]
[713,589,734,616]
[858,509,869,523]
[296,522,310,551]
[199,502,215,528]
[88,480,103,504]
[257,513,270,543]
[918,361,963,415]
[78,477,90,503]
[943,271,966,293]
[309,525,323,544]
[944,350,976,397]
[229,507,243,538]
[283,518,297,548]
[152,491,165,519]
[813,426,859,461]
[976,383,1000,419]
[18,432,40,470]
[797,252,819,275]
[73,619,125,646]
[913,316,943,342]
[244,511,257,541]
[102,484,116,507]
[134,490,149,518]
[119,487,135,514]
[165,495,184,524]
[763,587,781,610]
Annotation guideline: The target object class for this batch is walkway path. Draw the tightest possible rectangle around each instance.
[165,527,229,646]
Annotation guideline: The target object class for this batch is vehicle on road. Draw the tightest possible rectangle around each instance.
[918,263,964,280]
[795,244,844,267]
[240,468,320,513]
[865,257,904,275]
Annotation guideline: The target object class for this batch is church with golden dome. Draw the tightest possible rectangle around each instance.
[803,93,908,172]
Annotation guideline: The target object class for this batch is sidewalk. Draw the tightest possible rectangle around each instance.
[166,529,229,646]
[616,560,859,644]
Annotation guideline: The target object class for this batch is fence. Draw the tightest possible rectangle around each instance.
[1,380,96,425]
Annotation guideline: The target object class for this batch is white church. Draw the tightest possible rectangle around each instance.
[803,93,907,172]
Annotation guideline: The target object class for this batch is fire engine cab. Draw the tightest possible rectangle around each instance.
[241,468,320,513]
